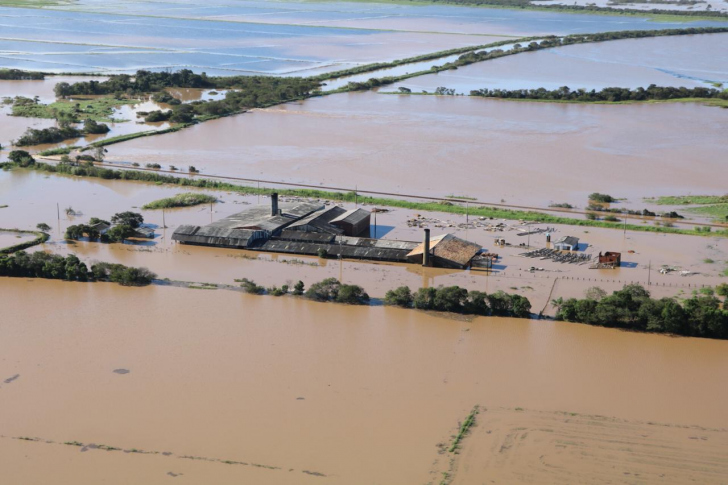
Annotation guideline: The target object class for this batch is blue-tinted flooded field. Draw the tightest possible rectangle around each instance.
[1,0,726,75]
[389,33,728,92]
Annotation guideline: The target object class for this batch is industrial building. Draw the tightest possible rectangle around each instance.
[172,194,483,268]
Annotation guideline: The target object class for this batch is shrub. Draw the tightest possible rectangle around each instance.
[293,280,305,295]
[335,284,370,305]
[239,278,265,294]
[8,150,35,167]
[305,278,340,301]
[384,286,413,307]
[588,193,616,203]
[104,224,135,242]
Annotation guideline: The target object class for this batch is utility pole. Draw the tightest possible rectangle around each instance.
[623,216,627,235]
[162,209,166,229]
[373,210,377,239]
[57,203,60,221]
[355,185,358,207]
[648,260,652,286]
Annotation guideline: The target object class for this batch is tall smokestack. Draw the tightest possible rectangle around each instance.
[423,228,431,267]
[271,193,279,217]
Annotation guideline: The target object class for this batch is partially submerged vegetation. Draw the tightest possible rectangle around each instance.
[10,95,136,123]
[469,85,728,103]
[0,68,44,80]
[0,251,156,286]
[2,158,726,237]
[0,228,49,254]
[554,284,728,339]
[142,193,217,210]
[384,285,532,318]
[647,195,728,222]
[344,27,728,93]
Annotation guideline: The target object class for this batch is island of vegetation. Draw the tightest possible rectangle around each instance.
[554,284,728,339]
[469,85,728,103]
[142,193,217,210]
[237,277,533,318]
[0,251,156,286]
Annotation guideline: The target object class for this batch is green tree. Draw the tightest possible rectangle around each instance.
[384,286,413,308]
[111,211,143,228]
[36,223,51,232]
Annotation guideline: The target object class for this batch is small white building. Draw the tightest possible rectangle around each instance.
[554,236,580,251]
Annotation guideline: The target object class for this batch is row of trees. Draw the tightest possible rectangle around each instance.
[554,284,728,339]
[237,278,532,317]
[239,278,370,305]
[14,119,110,146]
[384,285,532,318]
[417,0,728,18]
[0,69,44,80]
[0,251,155,286]
[53,69,321,107]
[469,85,727,102]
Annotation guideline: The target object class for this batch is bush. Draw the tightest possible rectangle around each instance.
[384,286,413,307]
[335,284,370,305]
[83,119,110,134]
[8,150,35,167]
[239,278,265,294]
[104,224,135,242]
[293,281,305,295]
[317,248,328,258]
[588,193,616,203]
[305,278,340,301]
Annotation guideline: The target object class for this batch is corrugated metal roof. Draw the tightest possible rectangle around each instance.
[278,231,336,243]
[330,208,370,226]
[259,240,411,262]
[286,205,346,234]
[407,233,481,267]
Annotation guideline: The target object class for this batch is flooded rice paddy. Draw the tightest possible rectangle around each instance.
[106,91,728,209]
[1,278,727,483]
[2,0,728,75]
[390,33,728,93]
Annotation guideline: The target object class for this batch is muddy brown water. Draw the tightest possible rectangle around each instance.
[1,169,725,307]
[106,92,728,209]
[1,278,727,484]
[390,33,728,93]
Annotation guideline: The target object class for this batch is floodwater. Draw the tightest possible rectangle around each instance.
[2,0,727,75]
[0,229,34,249]
[1,169,726,309]
[0,81,215,153]
[390,33,728,93]
[1,278,727,483]
[106,91,728,209]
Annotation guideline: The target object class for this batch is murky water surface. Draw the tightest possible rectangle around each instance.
[390,33,728,92]
[105,91,728,208]
[0,278,727,483]
[1,0,726,74]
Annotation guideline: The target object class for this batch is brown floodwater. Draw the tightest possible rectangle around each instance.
[1,169,726,315]
[389,34,728,93]
[1,278,727,483]
[105,92,728,209]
